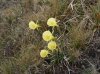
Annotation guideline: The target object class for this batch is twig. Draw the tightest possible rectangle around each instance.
[64,56,72,74]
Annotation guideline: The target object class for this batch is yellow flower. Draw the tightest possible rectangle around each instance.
[48,41,57,51]
[40,50,49,58]
[47,18,58,27]
[42,31,54,41]
[29,21,40,30]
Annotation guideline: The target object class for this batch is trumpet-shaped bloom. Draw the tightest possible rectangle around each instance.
[48,41,57,51]
[47,18,58,27]
[29,21,39,30]
[40,50,49,58]
[42,31,54,41]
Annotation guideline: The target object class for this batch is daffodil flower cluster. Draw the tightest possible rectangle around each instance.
[29,18,58,58]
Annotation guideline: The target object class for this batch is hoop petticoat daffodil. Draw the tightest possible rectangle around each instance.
[29,21,40,30]
[48,41,57,51]
[47,18,58,27]
[40,49,49,58]
[42,31,54,41]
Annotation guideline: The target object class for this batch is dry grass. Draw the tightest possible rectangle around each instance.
[0,0,100,74]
